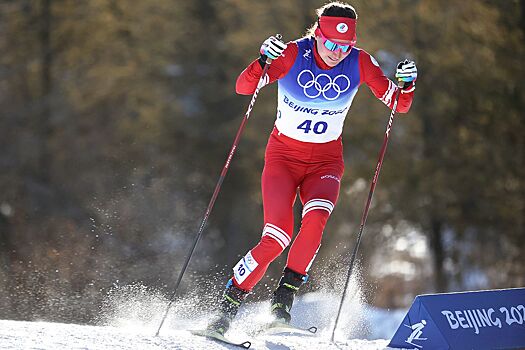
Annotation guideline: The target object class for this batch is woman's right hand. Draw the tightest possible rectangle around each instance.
[260,36,287,60]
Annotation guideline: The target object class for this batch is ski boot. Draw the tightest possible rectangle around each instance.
[270,268,308,324]
[207,279,249,335]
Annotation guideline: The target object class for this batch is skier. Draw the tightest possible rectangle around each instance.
[208,1,417,335]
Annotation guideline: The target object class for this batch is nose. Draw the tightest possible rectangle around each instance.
[334,49,344,59]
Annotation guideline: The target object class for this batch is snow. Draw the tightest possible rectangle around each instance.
[0,319,391,349]
[0,289,405,349]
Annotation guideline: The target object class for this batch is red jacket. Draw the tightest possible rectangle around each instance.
[235,40,414,113]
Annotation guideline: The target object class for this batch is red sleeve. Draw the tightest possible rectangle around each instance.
[235,42,298,95]
[358,50,414,113]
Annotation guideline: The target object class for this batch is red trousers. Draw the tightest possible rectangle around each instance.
[232,128,344,291]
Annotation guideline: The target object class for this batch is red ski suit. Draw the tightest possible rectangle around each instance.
[231,39,414,291]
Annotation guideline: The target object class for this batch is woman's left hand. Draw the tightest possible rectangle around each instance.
[396,60,418,83]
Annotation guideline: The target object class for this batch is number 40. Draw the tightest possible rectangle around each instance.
[297,120,328,134]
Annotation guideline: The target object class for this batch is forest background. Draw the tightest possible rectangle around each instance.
[0,0,523,324]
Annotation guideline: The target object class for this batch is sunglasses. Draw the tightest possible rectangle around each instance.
[317,29,352,53]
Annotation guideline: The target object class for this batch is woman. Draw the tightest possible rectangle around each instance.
[208,1,417,335]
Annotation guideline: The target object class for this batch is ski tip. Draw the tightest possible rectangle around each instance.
[240,340,252,349]
[307,326,318,334]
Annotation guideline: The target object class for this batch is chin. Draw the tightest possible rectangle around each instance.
[325,56,341,66]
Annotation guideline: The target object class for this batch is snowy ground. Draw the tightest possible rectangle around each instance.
[0,319,391,350]
[0,285,406,349]
[0,293,405,349]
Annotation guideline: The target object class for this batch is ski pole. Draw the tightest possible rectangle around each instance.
[154,46,278,337]
[330,81,407,343]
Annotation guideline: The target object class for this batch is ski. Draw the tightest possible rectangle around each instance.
[191,329,252,349]
[265,321,318,336]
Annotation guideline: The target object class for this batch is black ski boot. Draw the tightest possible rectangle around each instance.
[207,279,249,335]
[270,268,308,324]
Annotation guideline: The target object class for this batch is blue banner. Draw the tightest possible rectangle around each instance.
[389,288,525,350]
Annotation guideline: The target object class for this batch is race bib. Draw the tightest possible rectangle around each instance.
[233,251,259,284]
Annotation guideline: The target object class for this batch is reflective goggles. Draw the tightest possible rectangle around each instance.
[317,28,353,53]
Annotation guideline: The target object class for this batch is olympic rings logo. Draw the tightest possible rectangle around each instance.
[297,69,351,101]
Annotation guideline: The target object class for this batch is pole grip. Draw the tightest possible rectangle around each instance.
[398,80,412,89]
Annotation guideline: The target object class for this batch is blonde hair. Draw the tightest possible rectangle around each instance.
[304,1,358,38]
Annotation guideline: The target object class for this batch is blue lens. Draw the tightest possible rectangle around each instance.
[324,39,350,53]
[339,44,350,53]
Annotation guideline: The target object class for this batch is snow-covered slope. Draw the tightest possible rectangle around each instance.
[0,319,390,349]
[0,289,405,349]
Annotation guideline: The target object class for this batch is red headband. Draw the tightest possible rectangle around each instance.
[318,16,357,44]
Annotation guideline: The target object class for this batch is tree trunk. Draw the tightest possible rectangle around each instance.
[429,219,446,292]
[38,0,52,182]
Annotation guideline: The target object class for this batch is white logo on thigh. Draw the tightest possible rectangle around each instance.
[233,251,259,284]
[321,174,341,183]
